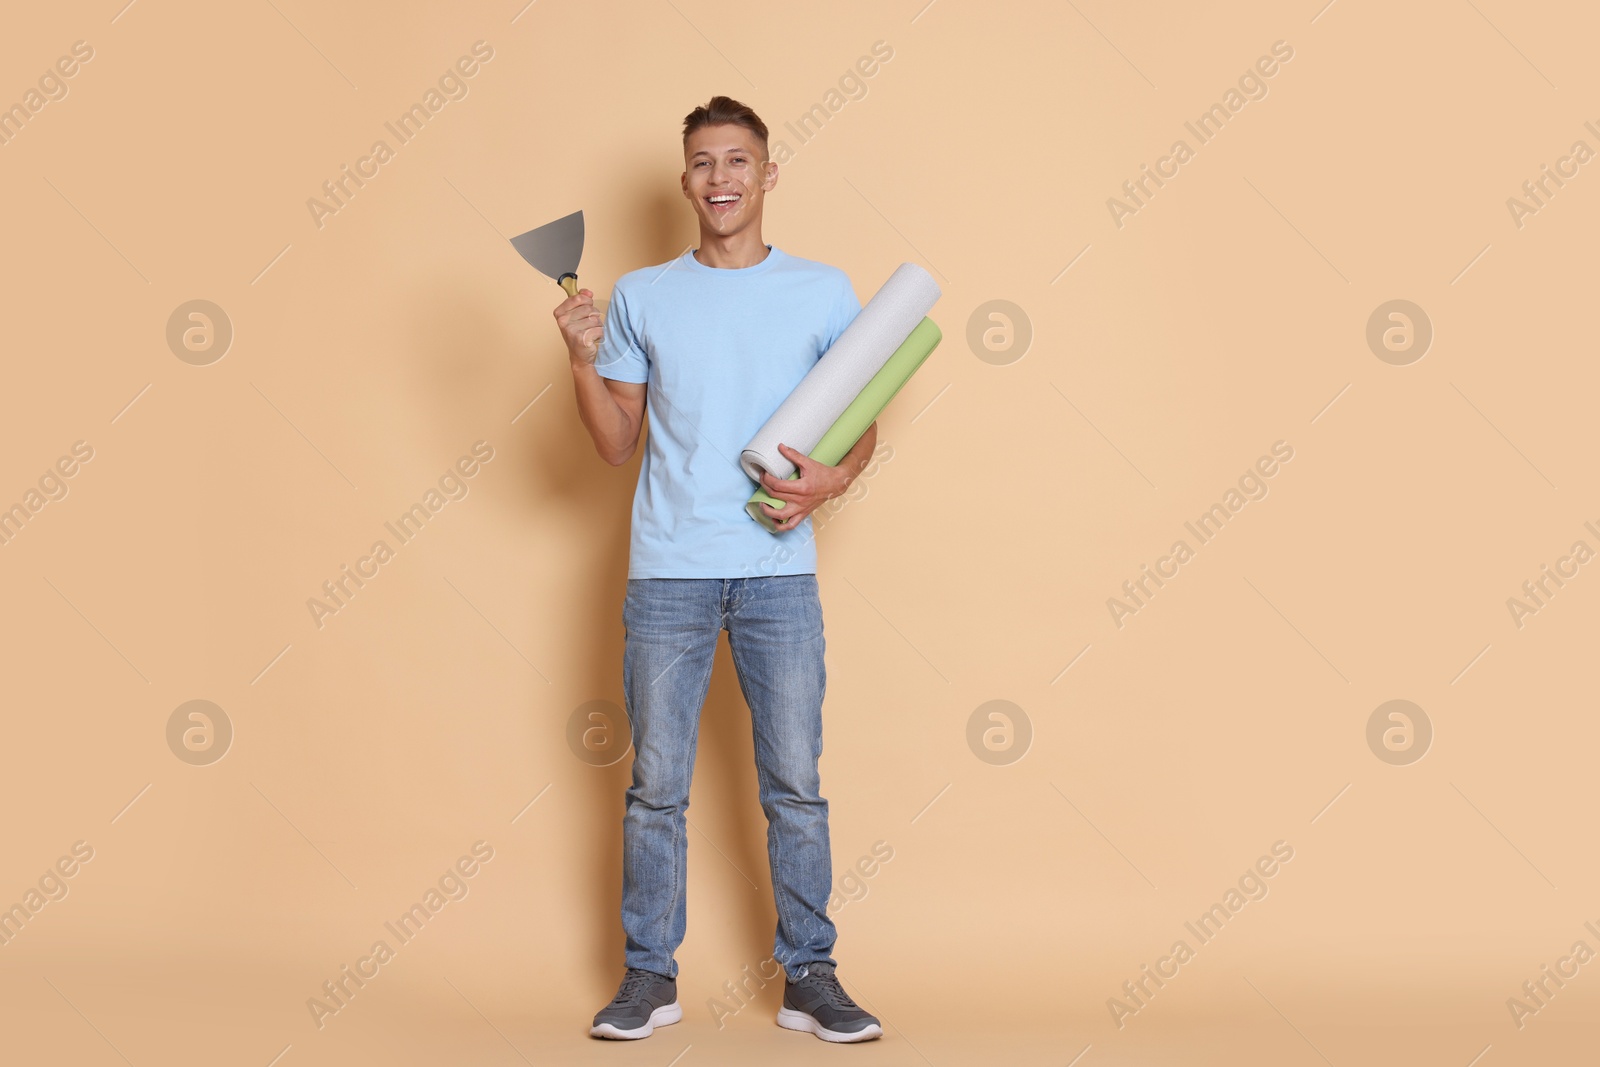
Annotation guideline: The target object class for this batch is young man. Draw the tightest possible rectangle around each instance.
[553,96,884,1043]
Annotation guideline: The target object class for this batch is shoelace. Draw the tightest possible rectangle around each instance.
[802,969,860,1011]
[613,968,662,1005]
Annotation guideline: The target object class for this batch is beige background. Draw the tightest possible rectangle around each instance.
[2,0,1597,1064]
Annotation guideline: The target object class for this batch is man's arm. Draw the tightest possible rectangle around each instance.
[835,420,877,486]
[554,287,647,466]
[570,363,646,466]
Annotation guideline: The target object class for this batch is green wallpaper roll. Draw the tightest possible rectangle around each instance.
[746,316,943,532]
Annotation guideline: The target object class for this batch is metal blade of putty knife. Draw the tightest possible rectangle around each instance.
[510,210,585,296]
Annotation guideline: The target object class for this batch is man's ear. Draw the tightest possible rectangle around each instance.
[761,161,779,192]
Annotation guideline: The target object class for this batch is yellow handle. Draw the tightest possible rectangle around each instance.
[560,274,579,297]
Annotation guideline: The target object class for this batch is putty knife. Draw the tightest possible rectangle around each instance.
[510,210,584,296]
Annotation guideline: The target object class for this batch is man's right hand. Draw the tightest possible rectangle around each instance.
[553,288,603,366]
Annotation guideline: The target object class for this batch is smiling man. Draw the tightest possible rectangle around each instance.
[553,96,883,1043]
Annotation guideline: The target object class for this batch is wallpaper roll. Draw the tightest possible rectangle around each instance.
[740,262,941,484]
[746,317,943,532]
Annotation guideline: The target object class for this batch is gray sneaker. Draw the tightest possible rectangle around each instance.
[776,961,883,1042]
[590,967,681,1039]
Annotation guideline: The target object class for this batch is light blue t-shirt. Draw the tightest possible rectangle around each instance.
[595,244,861,579]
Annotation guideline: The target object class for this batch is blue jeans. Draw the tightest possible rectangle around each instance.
[619,574,837,983]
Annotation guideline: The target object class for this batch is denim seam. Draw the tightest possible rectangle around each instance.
[657,628,718,974]
[729,632,796,965]
[728,597,831,983]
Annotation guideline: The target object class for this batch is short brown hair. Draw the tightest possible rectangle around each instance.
[682,95,769,159]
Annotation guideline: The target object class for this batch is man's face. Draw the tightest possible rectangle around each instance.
[682,124,775,237]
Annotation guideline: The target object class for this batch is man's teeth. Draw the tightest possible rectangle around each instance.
[709,195,739,203]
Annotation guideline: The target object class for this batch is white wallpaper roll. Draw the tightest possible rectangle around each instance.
[740,262,941,483]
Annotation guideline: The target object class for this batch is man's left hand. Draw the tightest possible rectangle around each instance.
[758,443,854,531]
